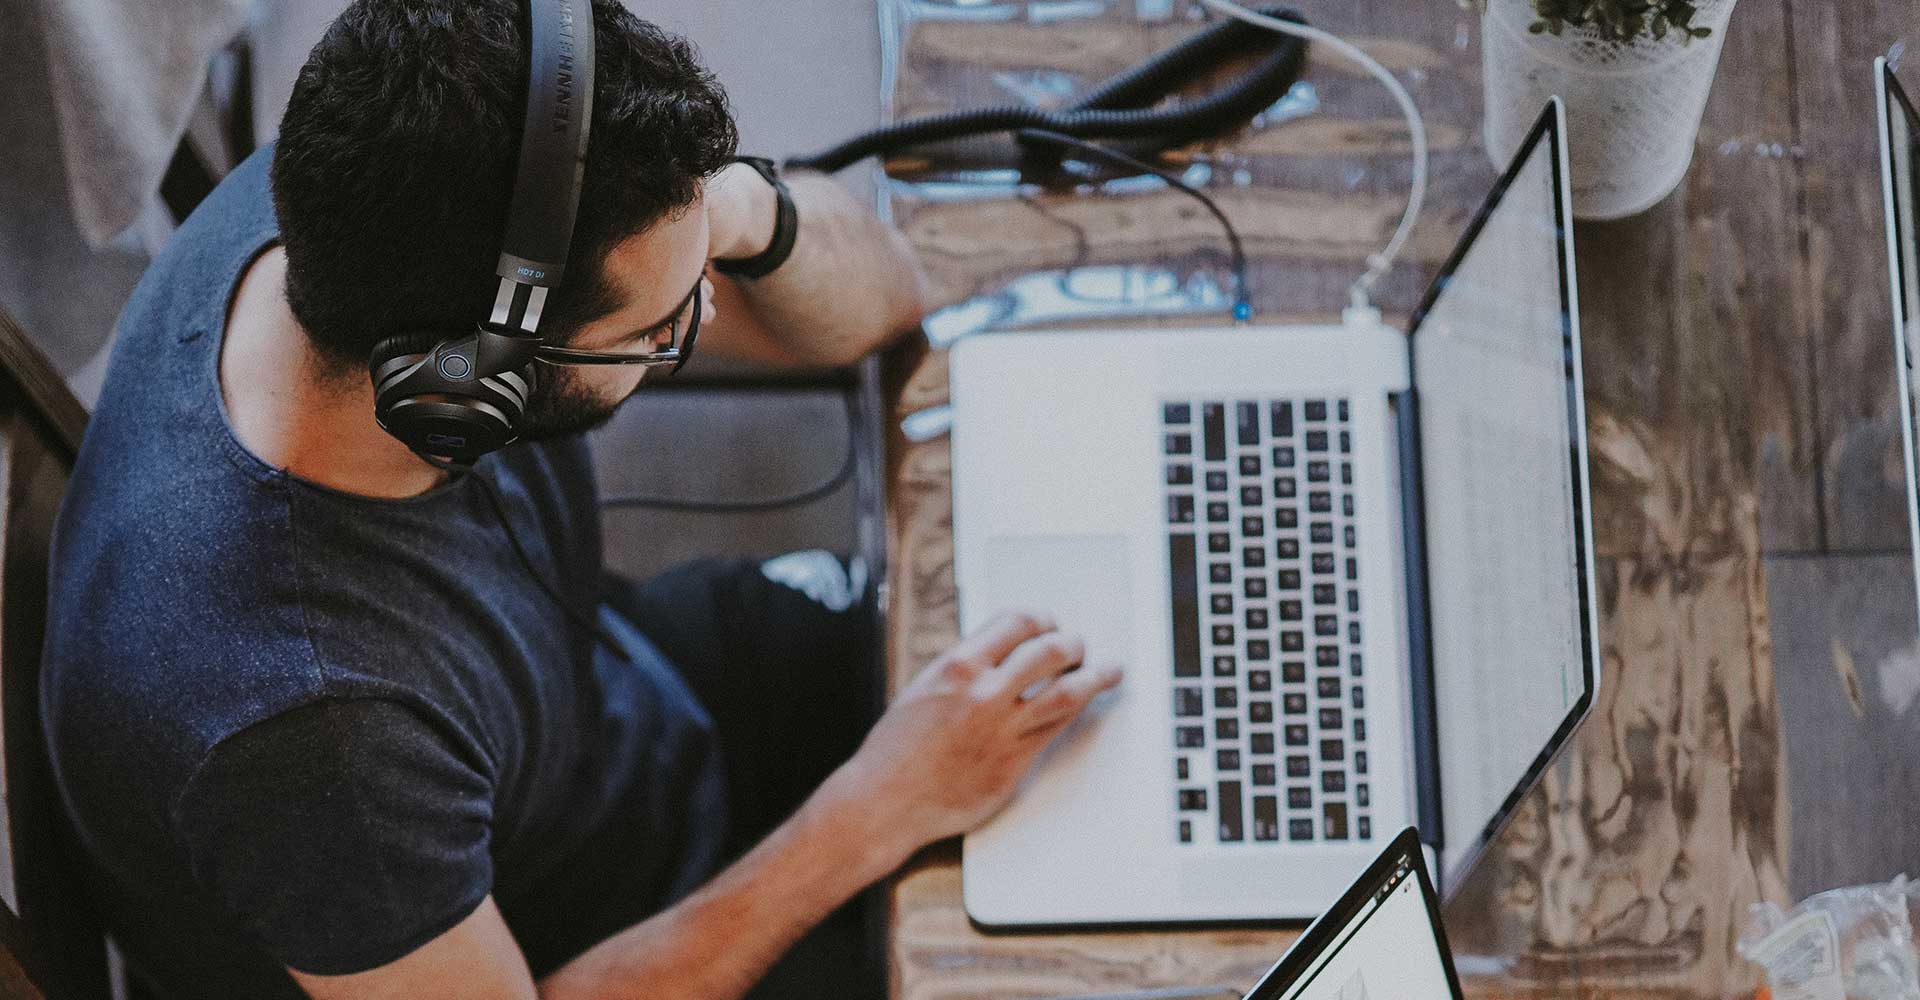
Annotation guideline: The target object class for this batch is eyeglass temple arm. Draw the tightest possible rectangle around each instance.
[530,283,701,374]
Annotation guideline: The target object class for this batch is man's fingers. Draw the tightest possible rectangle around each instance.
[995,631,1086,699]
[1018,663,1123,736]
[944,609,1056,671]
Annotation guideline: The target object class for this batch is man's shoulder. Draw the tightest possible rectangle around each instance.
[42,474,429,781]
[40,534,475,871]
[42,505,327,778]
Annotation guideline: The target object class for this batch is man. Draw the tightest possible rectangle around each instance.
[40,2,1121,998]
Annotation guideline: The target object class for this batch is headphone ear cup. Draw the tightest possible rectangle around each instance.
[369,331,531,463]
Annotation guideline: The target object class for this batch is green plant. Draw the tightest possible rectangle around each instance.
[1462,0,1715,43]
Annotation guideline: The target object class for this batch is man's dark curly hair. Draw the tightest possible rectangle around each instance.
[272,0,738,372]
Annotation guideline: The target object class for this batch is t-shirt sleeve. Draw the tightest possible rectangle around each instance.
[171,697,496,975]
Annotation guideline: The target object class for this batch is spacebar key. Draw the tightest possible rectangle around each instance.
[1169,533,1200,677]
[1218,781,1243,842]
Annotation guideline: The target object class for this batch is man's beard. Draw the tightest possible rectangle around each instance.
[515,365,625,441]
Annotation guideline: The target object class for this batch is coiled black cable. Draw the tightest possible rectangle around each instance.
[786,7,1310,175]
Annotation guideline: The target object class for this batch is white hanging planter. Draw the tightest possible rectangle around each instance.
[1479,0,1740,220]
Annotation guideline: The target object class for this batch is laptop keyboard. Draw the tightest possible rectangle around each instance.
[1163,398,1373,847]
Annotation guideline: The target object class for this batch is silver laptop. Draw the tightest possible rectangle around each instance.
[1242,827,1465,1000]
[1876,57,1920,627]
[948,98,1601,926]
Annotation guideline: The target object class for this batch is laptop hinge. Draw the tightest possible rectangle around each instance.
[1391,388,1443,852]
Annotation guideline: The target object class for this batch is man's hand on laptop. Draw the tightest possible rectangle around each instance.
[291,612,1122,1000]
[821,610,1124,865]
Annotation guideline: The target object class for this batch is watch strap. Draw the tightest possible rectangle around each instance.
[713,156,798,279]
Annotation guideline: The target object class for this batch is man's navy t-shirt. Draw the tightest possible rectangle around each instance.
[40,148,728,996]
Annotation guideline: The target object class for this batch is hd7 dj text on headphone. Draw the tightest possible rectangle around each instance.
[368,0,714,470]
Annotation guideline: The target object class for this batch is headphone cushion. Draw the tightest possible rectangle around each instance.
[368,331,451,371]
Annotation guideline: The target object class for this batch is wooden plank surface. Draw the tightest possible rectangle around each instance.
[877,1,1915,997]
[1764,551,1920,898]
[1787,4,1915,553]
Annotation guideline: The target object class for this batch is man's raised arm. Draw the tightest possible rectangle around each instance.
[696,162,929,369]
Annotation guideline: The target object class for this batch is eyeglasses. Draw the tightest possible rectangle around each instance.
[532,279,703,375]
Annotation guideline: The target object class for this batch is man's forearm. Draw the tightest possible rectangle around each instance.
[537,768,907,1000]
[733,171,927,367]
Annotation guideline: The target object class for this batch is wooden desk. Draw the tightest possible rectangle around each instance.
[876,2,1920,997]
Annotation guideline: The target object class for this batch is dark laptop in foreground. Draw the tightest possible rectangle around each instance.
[1240,827,1463,1000]
[1046,828,1463,1000]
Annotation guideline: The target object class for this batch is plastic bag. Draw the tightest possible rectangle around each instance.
[1738,876,1920,1000]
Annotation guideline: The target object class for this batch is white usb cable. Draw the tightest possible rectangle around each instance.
[1195,0,1430,313]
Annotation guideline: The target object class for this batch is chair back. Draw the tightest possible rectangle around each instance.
[0,310,110,1000]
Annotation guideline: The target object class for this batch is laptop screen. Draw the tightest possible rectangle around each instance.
[1246,829,1462,1000]
[1883,62,1920,350]
[1878,58,1920,618]
[1407,101,1599,887]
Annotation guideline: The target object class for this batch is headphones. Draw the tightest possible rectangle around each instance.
[369,0,597,467]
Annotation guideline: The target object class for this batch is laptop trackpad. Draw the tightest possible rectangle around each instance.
[973,534,1135,677]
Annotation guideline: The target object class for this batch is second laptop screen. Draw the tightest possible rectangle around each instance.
[1272,858,1454,1000]
[1412,118,1591,881]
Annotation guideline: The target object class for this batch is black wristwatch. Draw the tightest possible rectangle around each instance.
[713,156,798,279]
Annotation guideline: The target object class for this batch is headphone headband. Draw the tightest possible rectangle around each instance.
[497,0,596,289]
[370,0,596,464]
